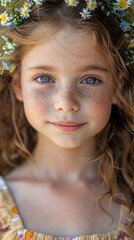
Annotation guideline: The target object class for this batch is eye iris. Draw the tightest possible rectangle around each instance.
[86,77,96,84]
[37,76,50,83]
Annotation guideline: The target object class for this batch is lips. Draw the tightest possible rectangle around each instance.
[48,121,86,126]
[48,121,87,132]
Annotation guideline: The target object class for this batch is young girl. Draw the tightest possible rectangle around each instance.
[0,0,134,239]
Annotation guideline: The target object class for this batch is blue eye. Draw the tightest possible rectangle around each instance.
[34,75,54,84]
[82,77,101,85]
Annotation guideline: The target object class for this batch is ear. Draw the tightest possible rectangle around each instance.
[12,82,23,102]
[11,72,23,102]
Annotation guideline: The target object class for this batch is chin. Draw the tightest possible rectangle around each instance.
[52,138,83,149]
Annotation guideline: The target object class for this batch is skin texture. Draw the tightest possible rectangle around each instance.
[13,25,116,179]
[16,27,115,144]
[5,26,122,236]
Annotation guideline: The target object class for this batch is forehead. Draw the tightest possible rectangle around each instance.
[21,26,109,71]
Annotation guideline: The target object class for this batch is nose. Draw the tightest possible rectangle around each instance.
[54,88,80,113]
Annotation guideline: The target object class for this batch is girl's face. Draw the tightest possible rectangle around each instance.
[16,26,116,148]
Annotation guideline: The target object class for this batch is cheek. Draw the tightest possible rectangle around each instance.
[22,87,51,121]
[84,87,113,122]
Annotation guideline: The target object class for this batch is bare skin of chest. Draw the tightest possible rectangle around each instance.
[6,178,121,237]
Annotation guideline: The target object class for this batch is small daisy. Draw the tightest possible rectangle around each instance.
[80,8,91,19]
[86,0,97,11]
[0,12,10,26]
[65,0,79,7]
[115,0,133,10]
[19,6,31,19]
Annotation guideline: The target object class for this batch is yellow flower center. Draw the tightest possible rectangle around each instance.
[88,2,95,9]
[23,9,28,16]
[1,14,7,23]
[70,0,76,6]
[120,0,127,9]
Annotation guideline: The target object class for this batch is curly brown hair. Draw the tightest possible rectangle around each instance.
[0,0,134,234]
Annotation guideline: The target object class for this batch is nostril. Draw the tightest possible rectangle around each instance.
[55,105,79,113]
[54,100,80,113]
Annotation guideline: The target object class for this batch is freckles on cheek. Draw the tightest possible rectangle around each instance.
[23,88,51,116]
[85,89,113,119]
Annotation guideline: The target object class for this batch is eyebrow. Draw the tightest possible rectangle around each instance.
[28,64,108,72]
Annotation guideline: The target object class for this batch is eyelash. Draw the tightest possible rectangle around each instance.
[33,74,102,85]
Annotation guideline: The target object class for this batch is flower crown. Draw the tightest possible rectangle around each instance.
[0,0,134,74]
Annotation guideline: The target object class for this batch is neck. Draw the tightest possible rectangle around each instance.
[29,133,99,183]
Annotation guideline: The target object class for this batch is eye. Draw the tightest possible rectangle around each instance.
[34,74,54,84]
[81,76,102,85]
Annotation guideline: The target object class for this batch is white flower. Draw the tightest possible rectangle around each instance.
[0,11,10,26]
[86,0,97,11]
[115,0,133,10]
[79,8,91,19]
[19,6,31,19]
